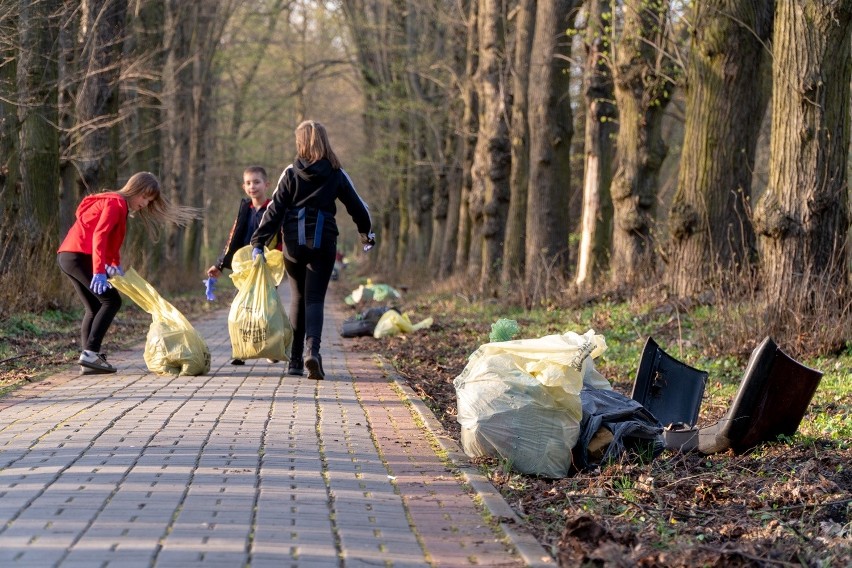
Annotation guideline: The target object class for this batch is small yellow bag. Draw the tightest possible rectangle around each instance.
[372,309,433,338]
[110,268,211,376]
[228,255,293,361]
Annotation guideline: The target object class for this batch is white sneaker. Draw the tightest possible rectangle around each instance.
[78,351,116,374]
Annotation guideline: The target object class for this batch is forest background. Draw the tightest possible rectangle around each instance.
[0,0,848,333]
[1,1,851,564]
[1,0,852,357]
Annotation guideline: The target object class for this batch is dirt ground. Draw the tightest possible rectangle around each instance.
[3,294,850,567]
[344,309,852,568]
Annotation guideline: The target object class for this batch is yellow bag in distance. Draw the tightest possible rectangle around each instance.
[228,256,293,361]
[110,268,211,376]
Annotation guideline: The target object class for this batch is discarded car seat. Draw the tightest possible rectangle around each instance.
[630,337,708,429]
[698,336,823,455]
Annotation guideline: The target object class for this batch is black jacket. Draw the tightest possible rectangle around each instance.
[251,158,372,249]
[215,198,282,271]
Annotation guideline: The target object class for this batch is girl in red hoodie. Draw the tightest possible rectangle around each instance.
[57,172,199,374]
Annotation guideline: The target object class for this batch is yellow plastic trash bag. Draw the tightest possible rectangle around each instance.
[372,309,433,338]
[228,256,293,361]
[452,329,609,478]
[230,245,285,291]
[110,268,211,376]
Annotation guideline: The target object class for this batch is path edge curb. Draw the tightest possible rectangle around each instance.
[373,354,556,567]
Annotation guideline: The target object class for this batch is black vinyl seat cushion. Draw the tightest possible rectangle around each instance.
[631,337,708,428]
[698,336,823,455]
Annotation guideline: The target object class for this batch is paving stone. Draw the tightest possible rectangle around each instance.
[0,285,550,567]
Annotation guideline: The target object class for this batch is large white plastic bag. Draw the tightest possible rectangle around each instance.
[453,329,609,478]
[471,329,611,393]
[110,268,211,376]
[228,257,293,361]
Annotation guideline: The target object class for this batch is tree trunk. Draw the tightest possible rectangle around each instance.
[58,1,77,237]
[754,0,852,313]
[341,0,410,274]
[162,0,193,268]
[666,0,774,299]
[524,0,578,293]
[122,0,164,274]
[17,0,61,240]
[182,1,233,272]
[501,0,535,284]
[0,1,19,240]
[575,0,616,291]
[609,0,674,285]
[470,0,510,294]
[75,0,127,194]
[449,0,478,278]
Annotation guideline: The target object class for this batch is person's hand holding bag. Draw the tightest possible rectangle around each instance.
[90,273,111,295]
[105,264,124,277]
[361,232,376,252]
[252,247,265,262]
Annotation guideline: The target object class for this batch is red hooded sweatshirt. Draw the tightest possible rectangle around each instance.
[58,193,128,275]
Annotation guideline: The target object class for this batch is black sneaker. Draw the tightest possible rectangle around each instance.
[231,358,245,365]
[288,357,304,376]
[78,351,116,374]
[304,353,324,381]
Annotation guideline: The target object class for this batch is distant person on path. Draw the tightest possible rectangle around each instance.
[251,120,374,380]
[206,165,283,365]
[58,172,199,375]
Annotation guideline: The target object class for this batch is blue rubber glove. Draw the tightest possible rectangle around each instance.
[90,273,110,295]
[252,247,265,262]
[204,277,217,301]
[105,264,124,277]
[361,232,376,252]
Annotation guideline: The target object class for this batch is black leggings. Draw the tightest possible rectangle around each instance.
[283,238,337,357]
[57,252,122,353]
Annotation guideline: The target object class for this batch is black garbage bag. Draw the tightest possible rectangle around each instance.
[340,306,395,338]
[572,387,664,472]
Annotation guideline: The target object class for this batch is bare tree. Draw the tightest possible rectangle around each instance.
[0,1,19,230]
[609,0,675,285]
[754,0,852,314]
[162,0,235,272]
[58,1,79,236]
[524,0,579,292]
[17,0,61,239]
[665,0,774,299]
[575,0,616,291]
[470,0,510,294]
[501,0,536,284]
[447,0,478,279]
[75,0,127,194]
[341,0,407,271]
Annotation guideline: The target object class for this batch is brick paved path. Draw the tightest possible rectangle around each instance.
[0,285,553,567]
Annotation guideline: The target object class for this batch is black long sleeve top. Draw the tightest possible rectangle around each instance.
[251,158,372,249]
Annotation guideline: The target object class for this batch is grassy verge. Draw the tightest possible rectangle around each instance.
[339,274,852,566]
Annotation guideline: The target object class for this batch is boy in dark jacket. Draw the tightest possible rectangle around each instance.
[207,166,282,365]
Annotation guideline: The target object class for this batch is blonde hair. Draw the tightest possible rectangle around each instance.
[295,120,340,169]
[114,172,201,238]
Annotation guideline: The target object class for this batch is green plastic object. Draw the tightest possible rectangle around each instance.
[489,318,519,342]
